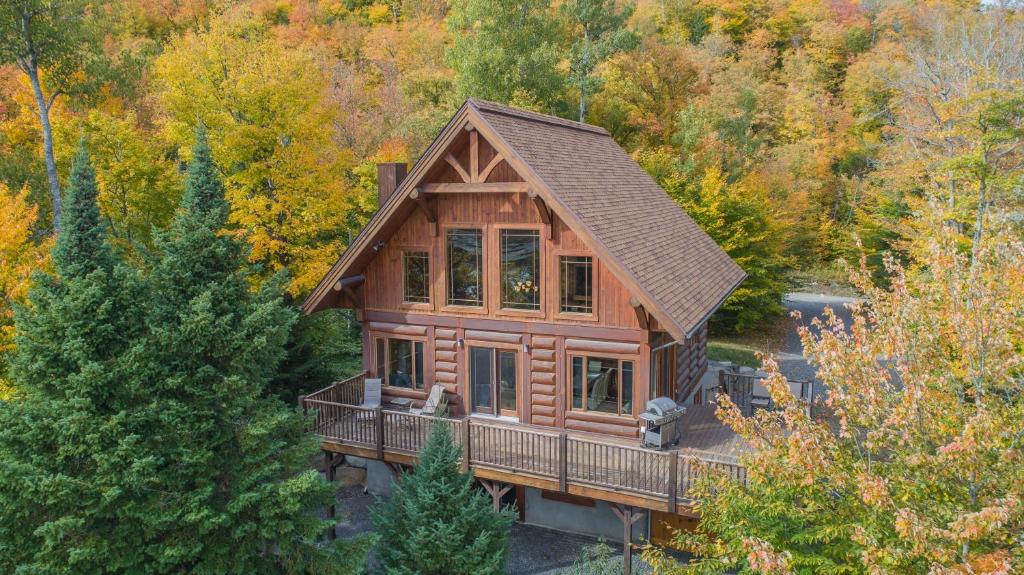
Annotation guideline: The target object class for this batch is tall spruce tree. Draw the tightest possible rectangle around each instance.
[371,420,515,575]
[0,143,148,572]
[134,125,369,573]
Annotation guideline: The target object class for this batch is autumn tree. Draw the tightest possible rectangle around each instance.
[561,0,638,121]
[0,182,48,399]
[446,0,567,113]
[0,0,104,232]
[856,5,1024,265]
[153,7,367,295]
[645,203,1024,573]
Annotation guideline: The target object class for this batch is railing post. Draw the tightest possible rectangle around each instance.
[461,419,471,472]
[375,408,384,460]
[667,452,678,512]
[298,394,307,416]
[558,432,567,492]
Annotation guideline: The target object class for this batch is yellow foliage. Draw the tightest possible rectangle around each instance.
[153,7,369,295]
[0,183,51,395]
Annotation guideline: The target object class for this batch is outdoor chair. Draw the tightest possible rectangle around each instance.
[411,384,446,417]
[356,378,382,421]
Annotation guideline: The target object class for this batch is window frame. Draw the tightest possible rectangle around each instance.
[553,250,598,321]
[495,224,544,318]
[372,335,427,391]
[443,226,488,312]
[567,353,636,417]
[401,249,431,307]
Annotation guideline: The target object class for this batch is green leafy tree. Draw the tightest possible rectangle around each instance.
[0,143,149,572]
[446,0,567,113]
[0,0,103,232]
[561,0,638,121]
[371,419,515,575]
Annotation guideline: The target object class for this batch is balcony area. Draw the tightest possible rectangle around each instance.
[301,372,761,514]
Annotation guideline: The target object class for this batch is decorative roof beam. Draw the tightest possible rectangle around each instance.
[629,297,650,331]
[528,189,554,239]
[445,153,471,183]
[420,182,529,194]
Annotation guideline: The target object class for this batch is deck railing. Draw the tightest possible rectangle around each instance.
[718,370,813,415]
[302,379,747,509]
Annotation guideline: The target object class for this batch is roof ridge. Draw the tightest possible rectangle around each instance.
[468,98,609,136]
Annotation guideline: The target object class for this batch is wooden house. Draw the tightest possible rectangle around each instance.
[301,99,751,564]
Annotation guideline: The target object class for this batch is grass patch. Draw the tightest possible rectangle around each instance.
[707,341,761,369]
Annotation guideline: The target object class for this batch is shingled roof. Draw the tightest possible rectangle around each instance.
[303,99,745,341]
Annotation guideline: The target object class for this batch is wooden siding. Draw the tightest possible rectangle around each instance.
[363,194,641,331]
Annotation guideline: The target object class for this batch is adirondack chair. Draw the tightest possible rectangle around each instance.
[412,384,446,416]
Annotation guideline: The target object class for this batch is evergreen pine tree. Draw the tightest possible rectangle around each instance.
[371,419,515,575]
[135,125,369,573]
[0,143,148,572]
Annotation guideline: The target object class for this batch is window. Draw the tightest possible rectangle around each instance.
[500,229,540,311]
[374,337,425,389]
[402,251,430,303]
[560,256,593,314]
[447,228,483,307]
[570,356,634,416]
[650,334,676,400]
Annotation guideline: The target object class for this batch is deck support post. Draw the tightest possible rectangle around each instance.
[478,479,512,511]
[375,408,385,460]
[610,504,644,575]
[558,432,568,492]
[667,452,678,512]
[461,419,471,472]
[298,394,307,416]
[324,450,338,541]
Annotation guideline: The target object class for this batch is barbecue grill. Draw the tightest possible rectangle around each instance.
[638,397,684,449]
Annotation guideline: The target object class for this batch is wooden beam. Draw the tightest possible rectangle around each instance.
[469,130,479,182]
[528,189,554,239]
[629,297,650,331]
[410,191,438,236]
[610,504,645,575]
[445,153,471,183]
[479,479,512,511]
[332,275,366,291]
[325,450,338,541]
[479,153,503,183]
[420,182,529,195]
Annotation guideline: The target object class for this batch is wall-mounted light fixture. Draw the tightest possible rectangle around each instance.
[522,343,530,354]
[457,338,464,348]
[372,240,386,252]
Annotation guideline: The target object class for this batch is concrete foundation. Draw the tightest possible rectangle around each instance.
[521,488,648,543]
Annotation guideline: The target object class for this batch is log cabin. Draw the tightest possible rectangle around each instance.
[301,99,754,564]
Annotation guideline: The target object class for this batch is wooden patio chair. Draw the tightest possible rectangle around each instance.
[411,384,446,416]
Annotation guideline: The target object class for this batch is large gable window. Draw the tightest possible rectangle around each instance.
[499,229,540,311]
[402,251,430,304]
[560,256,593,314]
[446,228,484,307]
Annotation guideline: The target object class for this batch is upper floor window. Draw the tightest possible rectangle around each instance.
[375,336,425,390]
[402,251,430,304]
[560,256,593,314]
[499,229,540,311]
[570,356,634,416]
[446,228,484,306]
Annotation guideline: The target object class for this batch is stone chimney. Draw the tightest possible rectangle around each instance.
[376,162,408,207]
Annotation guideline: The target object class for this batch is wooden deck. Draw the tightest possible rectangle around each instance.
[302,374,749,514]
